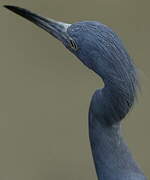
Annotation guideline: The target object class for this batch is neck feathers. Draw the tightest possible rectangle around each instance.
[92,28,139,125]
[102,62,138,125]
[103,55,139,125]
[90,61,139,126]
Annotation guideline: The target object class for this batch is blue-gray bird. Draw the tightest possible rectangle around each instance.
[4,5,147,180]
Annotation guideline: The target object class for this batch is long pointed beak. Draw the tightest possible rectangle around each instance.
[4,5,71,43]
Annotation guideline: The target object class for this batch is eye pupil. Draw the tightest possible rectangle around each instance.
[69,39,78,50]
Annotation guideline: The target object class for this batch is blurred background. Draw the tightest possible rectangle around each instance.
[0,0,149,179]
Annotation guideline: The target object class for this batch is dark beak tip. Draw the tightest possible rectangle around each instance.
[3,5,33,19]
[3,5,14,10]
[3,5,9,8]
[3,5,17,12]
[3,5,24,14]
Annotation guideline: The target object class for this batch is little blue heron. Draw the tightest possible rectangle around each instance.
[4,5,147,180]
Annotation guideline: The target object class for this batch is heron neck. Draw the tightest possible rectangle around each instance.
[88,89,145,180]
[89,113,145,179]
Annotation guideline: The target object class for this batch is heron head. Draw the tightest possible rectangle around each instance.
[4,5,136,83]
[4,7,113,70]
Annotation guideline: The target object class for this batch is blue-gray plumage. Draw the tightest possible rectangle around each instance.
[4,5,147,180]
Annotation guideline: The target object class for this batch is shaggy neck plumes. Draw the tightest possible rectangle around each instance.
[92,31,139,125]
[101,71,138,125]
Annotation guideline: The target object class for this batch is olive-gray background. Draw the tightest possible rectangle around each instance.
[0,0,149,179]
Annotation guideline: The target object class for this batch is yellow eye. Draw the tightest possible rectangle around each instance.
[69,39,78,51]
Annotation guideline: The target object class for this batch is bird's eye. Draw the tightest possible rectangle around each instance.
[68,39,78,51]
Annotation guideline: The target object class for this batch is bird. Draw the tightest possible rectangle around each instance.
[4,5,147,180]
